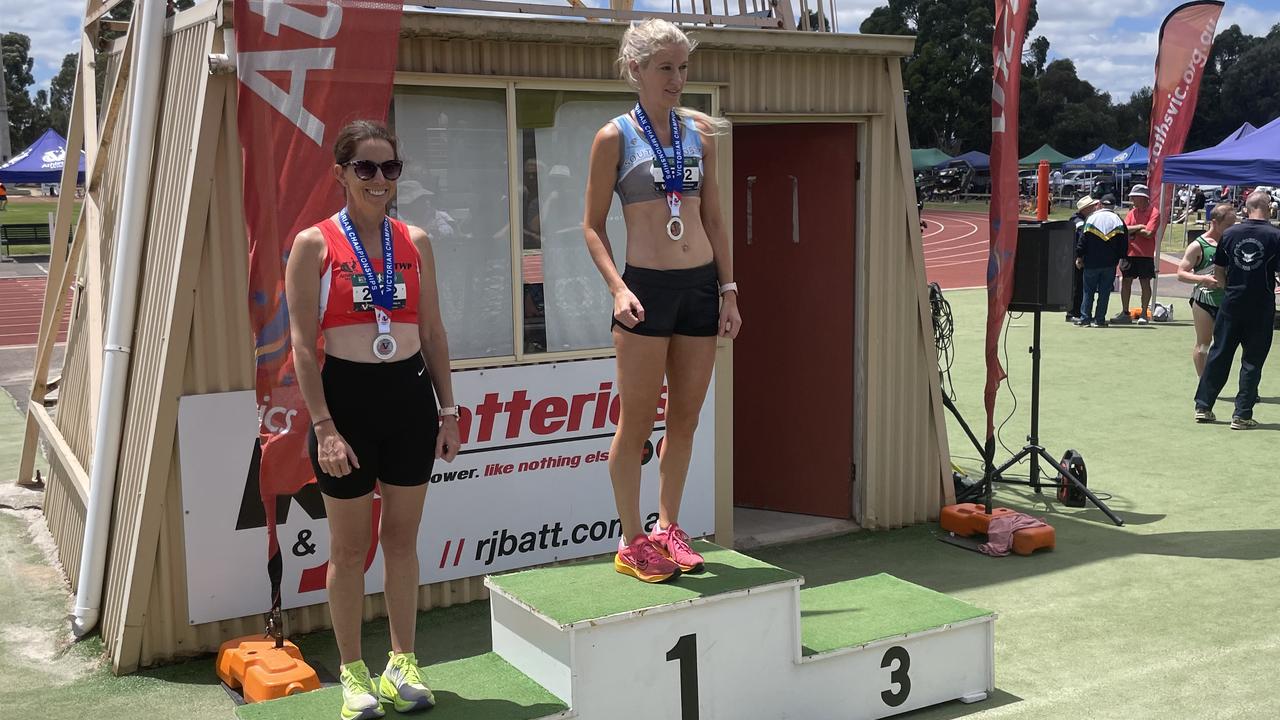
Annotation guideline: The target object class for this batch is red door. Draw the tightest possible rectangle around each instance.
[732,123,856,518]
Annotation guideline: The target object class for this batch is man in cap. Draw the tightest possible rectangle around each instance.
[1194,190,1280,429]
[1116,184,1160,324]
[1073,195,1129,327]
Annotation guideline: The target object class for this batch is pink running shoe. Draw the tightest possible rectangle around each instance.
[615,535,679,583]
[650,522,705,573]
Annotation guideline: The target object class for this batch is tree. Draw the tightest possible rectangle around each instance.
[800,9,832,32]
[48,53,77,138]
[3,32,48,148]
[859,0,1038,153]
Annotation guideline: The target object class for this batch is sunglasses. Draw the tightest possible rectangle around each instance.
[344,159,403,181]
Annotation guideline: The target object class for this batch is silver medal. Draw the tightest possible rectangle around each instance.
[373,333,398,360]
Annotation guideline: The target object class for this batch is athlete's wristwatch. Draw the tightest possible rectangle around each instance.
[719,282,738,296]
[439,406,459,419]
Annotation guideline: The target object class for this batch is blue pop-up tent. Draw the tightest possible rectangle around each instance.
[935,150,990,170]
[0,129,85,184]
[1214,122,1257,146]
[1105,143,1148,169]
[1163,117,1280,185]
[1063,144,1122,169]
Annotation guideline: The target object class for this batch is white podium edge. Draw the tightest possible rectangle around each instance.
[485,575,804,631]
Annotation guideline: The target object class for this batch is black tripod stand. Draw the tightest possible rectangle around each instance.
[984,309,1124,526]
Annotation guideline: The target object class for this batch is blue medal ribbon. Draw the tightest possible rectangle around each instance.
[337,208,395,319]
[633,103,684,195]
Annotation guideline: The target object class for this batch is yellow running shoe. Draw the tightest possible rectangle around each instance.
[378,651,436,713]
[339,660,385,720]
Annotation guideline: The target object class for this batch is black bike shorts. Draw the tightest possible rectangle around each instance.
[307,354,439,499]
[613,263,719,337]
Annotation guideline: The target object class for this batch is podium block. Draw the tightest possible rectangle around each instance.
[486,542,995,720]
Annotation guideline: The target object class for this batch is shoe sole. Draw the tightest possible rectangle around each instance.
[1231,423,1256,430]
[614,555,678,583]
[1195,415,1214,423]
[381,691,435,714]
[340,704,386,720]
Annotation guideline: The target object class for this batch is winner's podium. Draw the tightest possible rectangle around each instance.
[487,541,995,720]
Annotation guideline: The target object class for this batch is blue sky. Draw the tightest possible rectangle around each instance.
[11,0,1280,103]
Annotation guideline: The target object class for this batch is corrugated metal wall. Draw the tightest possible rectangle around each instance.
[42,13,946,671]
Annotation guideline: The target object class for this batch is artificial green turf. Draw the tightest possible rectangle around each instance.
[487,540,800,627]
[799,574,992,656]
[234,653,566,720]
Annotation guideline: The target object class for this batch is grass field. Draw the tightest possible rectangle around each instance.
[0,198,78,256]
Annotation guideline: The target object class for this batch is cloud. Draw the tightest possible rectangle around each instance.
[20,0,1278,103]
[6,0,83,93]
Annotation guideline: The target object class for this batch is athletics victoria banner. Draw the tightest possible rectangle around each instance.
[234,0,401,613]
[178,360,716,625]
[1146,1,1224,241]
[983,0,1031,439]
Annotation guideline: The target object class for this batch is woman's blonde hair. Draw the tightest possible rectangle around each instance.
[616,19,730,135]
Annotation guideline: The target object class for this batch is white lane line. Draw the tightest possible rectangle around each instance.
[928,257,988,270]
[923,216,978,247]
[924,239,988,255]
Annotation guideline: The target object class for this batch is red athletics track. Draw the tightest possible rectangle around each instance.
[922,209,1180,290]
[0,277,70,348]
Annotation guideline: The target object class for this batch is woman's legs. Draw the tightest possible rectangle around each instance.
[657,334,717,528]
[323,491,375,665]
[378,482,429,655]
[609,328,670,541]
[1192,302,1216,377]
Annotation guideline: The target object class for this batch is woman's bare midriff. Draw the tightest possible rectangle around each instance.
[322,322,422,363]
[621,196,715,270]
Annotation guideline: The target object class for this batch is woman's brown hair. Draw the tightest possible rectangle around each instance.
[333,119,399,165]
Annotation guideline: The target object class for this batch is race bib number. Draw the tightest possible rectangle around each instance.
[351,272,408,311]
[651,157,701,192]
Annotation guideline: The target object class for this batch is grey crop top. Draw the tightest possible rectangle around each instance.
[612,112,704,206]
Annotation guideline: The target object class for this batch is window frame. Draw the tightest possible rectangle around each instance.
[394,72,723,369]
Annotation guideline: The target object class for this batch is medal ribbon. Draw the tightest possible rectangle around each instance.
[338,207,395,333]
[634,103,684,221]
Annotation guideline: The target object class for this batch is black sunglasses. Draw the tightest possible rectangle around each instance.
[345,159,403,181]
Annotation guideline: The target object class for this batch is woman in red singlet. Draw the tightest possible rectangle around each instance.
[285,120,459,720]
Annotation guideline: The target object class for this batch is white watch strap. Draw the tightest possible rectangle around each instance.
[439,405,459,417]
[719,282,738,295]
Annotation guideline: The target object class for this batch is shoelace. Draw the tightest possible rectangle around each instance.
[665,526,694,556]
[390,654,426,687]
[344,668,376,696]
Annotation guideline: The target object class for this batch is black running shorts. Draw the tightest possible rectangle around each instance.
[1189,296,1220,320]
[1120,256,1156,279]
[307,354,439,499]
[613,263,719,337]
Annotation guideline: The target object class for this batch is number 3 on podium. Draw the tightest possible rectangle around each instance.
[881,645,912,707]
[666,634,699,720]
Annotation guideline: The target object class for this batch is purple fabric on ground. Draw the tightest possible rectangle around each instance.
[979,512,1048,556]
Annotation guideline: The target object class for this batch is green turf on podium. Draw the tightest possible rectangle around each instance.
[233,652,569,720]
[486,540,801,627]
[799,574,993,656]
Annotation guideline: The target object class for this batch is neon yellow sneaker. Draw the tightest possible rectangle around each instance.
[339,660,385,720]
[378,651,436,713]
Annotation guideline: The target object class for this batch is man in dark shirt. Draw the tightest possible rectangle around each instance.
[1194,190,1280,428]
